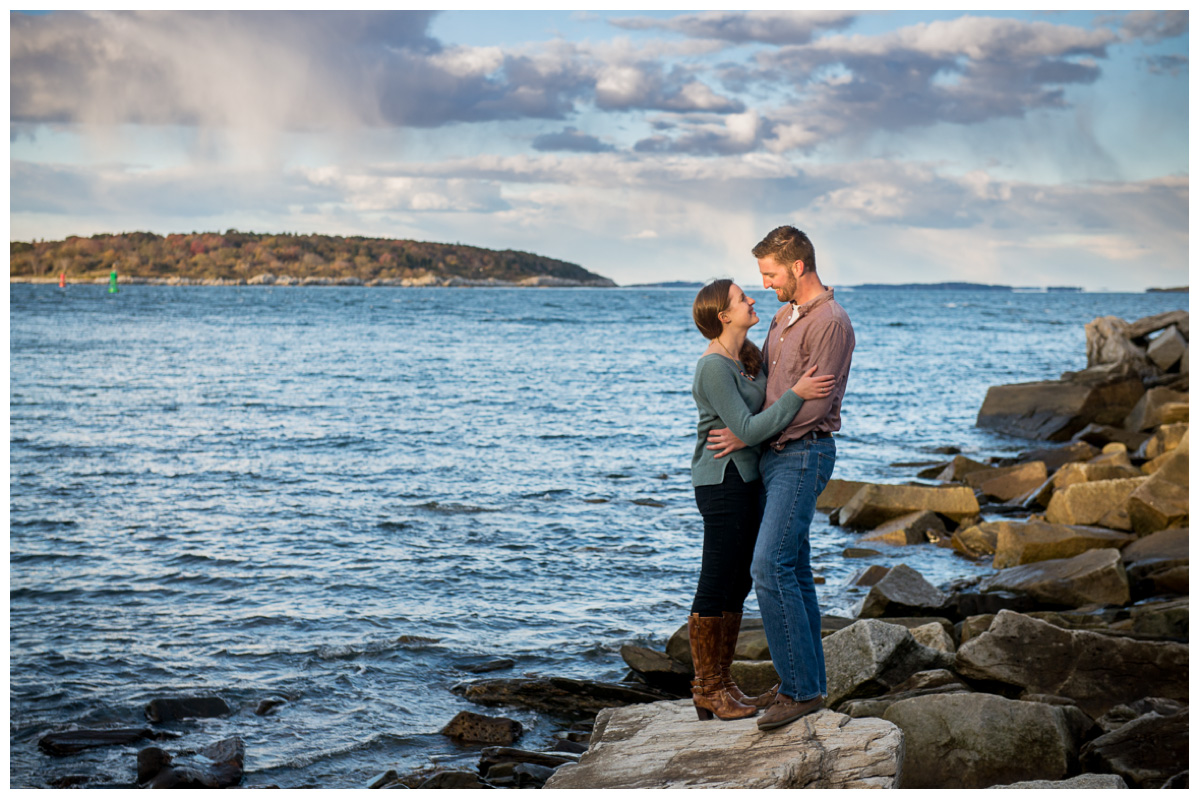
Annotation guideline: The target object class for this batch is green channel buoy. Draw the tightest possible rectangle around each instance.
[108,269,119,294]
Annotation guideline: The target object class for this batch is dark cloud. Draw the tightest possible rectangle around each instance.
[1119,10,1188,43]
[609,11,856,45]
[532,127,615,153]
[645,16,1118,155]
[1143,54,1188,76]
[10,10,742,132]
[376,52,590,127]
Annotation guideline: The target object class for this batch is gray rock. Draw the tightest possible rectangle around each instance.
[477,747,577,773]
[1097,697,1186,733]
[138,736,244,789]
[1124,386,1189,432]
[1121,525,1189,564]
[988,773,1129,788]
[619,644,691,696]
[728,659,779,696]
[544,701,902,788]
[1081,709,1189,788]
[1130,597,1188,639]
[952,590,1044,619]
[935,454,992,482]
[978,548,1130,608]
[976,375,1144,441]
[848,564,890,586]
[416,771,493,789]
[440,710,523,745]
[1161,770,1188,789]
[512,763,557,788]
[1126,309,1189,340]
[860,564,950,618]
[955,610,1189,718]
[838,669,970,718]
[455,658,516,674]
[450,676,673,716]
[883,694,1086,789]
[1147,326,1185,371]
[255,697,287,716]
[368,770,399,789]
[909,622,955,653]
[144,696,231,723]
[1086,315,1149,370]
[824,618,953,708]
[1071,422,1151,451]
[1015,440,1099,472]
[39,728,176,756]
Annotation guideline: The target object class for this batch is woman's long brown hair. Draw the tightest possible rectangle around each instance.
[692,279,763,377]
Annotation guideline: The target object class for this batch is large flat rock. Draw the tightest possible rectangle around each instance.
[979,547,1130,607]
[976,376,1144,441]
[544,701,902,789]
[1044,477,1146,529]
[955,610,1189,718]
[883,694,1089,789]
[839,484,979,529]
[991,520,1134,569]
[816,479,868,512]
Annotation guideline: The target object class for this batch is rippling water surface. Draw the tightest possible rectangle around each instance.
[9,284,1184,787]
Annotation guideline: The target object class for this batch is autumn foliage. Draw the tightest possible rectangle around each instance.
[9,231,601,284]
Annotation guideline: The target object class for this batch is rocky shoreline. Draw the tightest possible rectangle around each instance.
[28,310,1187,788]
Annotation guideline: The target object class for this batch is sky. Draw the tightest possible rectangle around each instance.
[7,8,1191,290]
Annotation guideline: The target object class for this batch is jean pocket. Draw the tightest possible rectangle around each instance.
[814,451,836,497]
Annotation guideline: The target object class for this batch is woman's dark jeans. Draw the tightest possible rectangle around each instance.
[691,467,763,617]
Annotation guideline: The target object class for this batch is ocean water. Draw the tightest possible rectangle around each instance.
[8,284,1186,787]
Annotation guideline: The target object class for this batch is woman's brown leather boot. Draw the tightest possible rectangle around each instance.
[720,612,777,708]
[688,614,757,721]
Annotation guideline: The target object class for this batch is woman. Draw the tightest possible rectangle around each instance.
[687,279,834,721]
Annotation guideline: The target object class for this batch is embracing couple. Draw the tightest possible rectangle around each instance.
[686,225,855,731]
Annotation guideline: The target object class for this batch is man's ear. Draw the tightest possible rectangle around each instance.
[792,260,806,279]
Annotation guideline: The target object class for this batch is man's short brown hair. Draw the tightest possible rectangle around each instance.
[752,226,815,275]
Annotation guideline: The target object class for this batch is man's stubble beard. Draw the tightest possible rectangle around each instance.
[777,270,798,303]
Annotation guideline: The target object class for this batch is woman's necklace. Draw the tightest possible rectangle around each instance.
[713,337,754,381]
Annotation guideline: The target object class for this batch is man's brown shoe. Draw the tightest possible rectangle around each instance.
[756,692,824,731]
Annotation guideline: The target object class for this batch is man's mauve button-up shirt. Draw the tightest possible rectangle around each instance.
[761,287,855,446]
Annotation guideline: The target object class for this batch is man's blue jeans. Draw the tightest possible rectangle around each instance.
[752,437,836,702]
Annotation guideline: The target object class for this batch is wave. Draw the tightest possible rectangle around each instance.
[411,501,499,515]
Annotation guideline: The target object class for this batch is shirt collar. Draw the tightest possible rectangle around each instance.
[783,287,833,328]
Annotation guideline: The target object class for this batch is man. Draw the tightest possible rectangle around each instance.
[707,225,854,730]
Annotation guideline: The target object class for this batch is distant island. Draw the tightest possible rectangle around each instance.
[8,231,616,287]
[848,282,1084,292]
[1147,286,1189,293]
